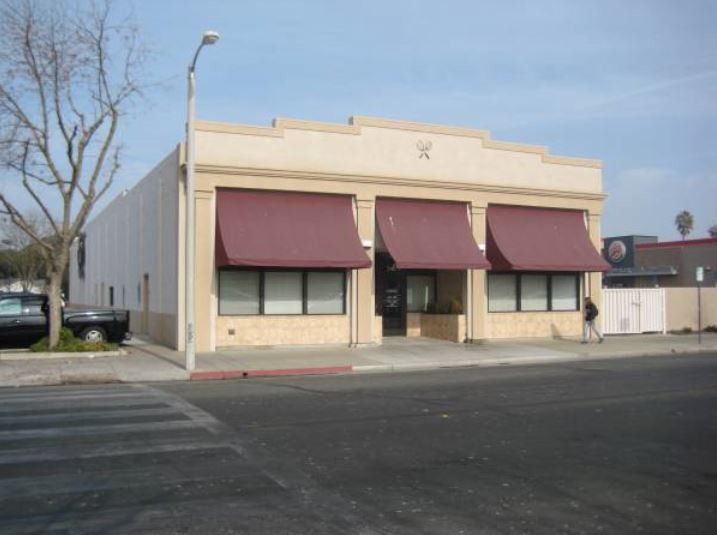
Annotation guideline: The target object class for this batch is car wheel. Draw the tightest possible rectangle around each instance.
[80,326,107,343]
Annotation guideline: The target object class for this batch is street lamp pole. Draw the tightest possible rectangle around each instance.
[186,31,220,371]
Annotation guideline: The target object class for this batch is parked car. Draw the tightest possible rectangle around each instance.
[0,292,131,347]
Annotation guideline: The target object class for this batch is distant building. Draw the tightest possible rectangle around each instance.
[603,236,717,288]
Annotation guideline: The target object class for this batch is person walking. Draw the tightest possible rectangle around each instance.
[582,296,604,344]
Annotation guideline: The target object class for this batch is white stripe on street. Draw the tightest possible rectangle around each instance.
[0,439,230,465]
[0,391,161,405]
[0,464,272,499]
[0,406,179,426]
[0,396,165,414]
[0,386,139,402]
[0,419,205,441]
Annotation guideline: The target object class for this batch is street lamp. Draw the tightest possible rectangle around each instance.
[186,30,220,371]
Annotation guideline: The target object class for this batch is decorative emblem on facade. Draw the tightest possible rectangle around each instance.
[417,140,432,159]
[608,240,627,263]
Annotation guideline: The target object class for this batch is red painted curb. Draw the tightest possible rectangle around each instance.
[190,365,353,381]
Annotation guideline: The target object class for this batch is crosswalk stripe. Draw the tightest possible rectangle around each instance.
[0,464,273,499]
[0,386,139,402]
[0,391,161,405]
[0,396,165,414]
[0,419,206,441]
[0,406,179,426]
[0,438,230,465]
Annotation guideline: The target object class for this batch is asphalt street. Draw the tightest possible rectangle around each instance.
[0,353,715,534]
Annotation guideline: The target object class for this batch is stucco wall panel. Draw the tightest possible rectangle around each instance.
[421,314,466,343]
[373,316,383,344]
[196,117,602,196]
[406,313,421,337]
[665,287,717,331]
[487,312,582,338]
[216,315,350,346]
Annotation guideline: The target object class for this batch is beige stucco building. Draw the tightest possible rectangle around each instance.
[69,116,608,351]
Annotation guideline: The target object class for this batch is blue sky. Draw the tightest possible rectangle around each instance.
[109,0,717,240]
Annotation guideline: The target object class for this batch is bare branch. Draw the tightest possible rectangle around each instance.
[0,195,53,253]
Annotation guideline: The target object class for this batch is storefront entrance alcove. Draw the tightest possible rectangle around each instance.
[376,253,406,336]
[376,252,447,338]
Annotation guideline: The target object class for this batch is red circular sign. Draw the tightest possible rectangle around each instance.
[608,240,627,263]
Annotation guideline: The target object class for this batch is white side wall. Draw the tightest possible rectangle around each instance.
[69,146,180,344]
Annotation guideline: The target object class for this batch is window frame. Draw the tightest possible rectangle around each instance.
[488,272,580,313]
[218,268,347,316]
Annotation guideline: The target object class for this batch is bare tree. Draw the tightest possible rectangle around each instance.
[0,0,148,347]
[0,214,49,291]
[674,210,694,241]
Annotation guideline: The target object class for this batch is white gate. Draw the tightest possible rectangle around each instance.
[603,288,666,335]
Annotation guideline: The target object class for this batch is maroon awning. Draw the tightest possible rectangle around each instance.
[376,198,490,270]
[486,205,610,272]
[216,189,371,268]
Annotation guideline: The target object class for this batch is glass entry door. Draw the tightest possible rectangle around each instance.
[376,253,406,336]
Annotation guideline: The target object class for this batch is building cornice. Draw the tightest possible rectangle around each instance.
[196,164,607,202]
[195,115,602,170]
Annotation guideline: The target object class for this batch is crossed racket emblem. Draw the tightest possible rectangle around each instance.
[417,140,432,159]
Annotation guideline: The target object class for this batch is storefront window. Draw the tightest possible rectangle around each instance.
[551,274,579,311]
[307,272,345,314]
[520,274,548,311]
[219,271,260,315]
[488,273,579,312]
[218,269,346,316]
[488,274,517,312]
[264,272,303,315]
[406,275,436,312]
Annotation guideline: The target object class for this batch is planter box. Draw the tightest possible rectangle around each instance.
[406,313,466,343]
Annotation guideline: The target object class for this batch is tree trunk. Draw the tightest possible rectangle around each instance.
[47,270,64,349]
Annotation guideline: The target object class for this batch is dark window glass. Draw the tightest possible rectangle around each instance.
[22,297,46,316]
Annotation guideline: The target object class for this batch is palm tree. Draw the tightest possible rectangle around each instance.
[674,210,694,240]
[709,224,717,238]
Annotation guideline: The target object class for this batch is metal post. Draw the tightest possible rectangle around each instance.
[697,281,702,345]
[185,31,219,372]
[185,66,196,371]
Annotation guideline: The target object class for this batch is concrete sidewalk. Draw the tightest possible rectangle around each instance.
[1,332,716,388]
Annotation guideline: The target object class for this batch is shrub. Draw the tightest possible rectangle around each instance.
[449,298,463,314]
[704,325,717,333]
[30,327,118,352]
[423,300,464,314]
[668,327,693,335]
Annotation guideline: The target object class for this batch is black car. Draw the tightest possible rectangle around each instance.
[0,292,131,347]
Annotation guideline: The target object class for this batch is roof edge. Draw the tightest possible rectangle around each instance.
[195,115,602,169]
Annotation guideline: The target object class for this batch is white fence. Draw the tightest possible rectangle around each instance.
[603,288,666,335]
